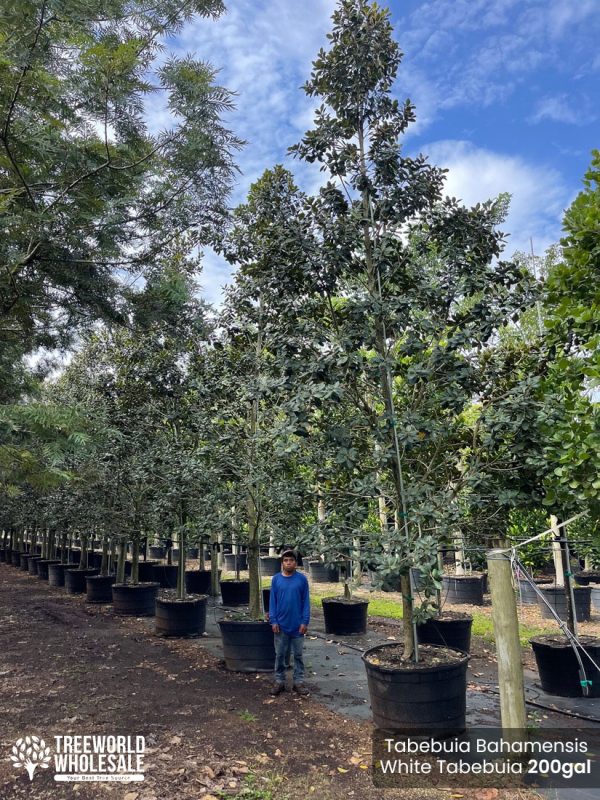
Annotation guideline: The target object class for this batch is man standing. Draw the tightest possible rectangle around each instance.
[269,549,310,696]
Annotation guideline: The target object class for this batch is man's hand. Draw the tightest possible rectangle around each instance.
[272,623,280,633]
[299,624,308,635]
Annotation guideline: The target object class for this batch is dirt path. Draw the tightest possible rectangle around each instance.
[0,565,540,800]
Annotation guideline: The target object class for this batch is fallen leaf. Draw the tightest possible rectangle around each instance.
[337,767,348,773]
[123,793,138,800]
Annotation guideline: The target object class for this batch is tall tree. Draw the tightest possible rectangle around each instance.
[0,0,242,355]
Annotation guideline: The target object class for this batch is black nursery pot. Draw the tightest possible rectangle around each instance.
[308,561,340,583]
[185,569,221,595]
[322,597,369,635]
[363,643,469,734]
[531,635,600,698]
[11,549,22,566]
[515,577,552,605]
[155,595,207,637]
[574,571,600,586]
[153,564,179,589]
[538,585,591,622]
[218,619,275,672]
[220,579,250,606]
[112,582,160,616]
[442,574,485,606]
[223,553,248,572]
[37,559,61,580]
[19,552,32,570]
[86,574,116,603]
[148,545,166,560]
[259,556,281,577]
[0,547,6,563]
[416,613,473,653]
[27,555,43,575]
[262,587,270,613]
[136,560,159,582]
[65,568,99,594]
[48,562,71,587]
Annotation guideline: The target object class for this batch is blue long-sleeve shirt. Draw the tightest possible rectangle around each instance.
[269,571,310,637]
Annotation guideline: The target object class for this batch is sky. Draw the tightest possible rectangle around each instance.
[158,0,600,305]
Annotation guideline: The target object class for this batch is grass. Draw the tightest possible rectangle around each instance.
[239,709,257,722]
[308,585,552,647]
[218,772,283,800]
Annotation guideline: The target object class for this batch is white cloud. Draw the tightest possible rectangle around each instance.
[530,94,596,126]
[419,140,570,256]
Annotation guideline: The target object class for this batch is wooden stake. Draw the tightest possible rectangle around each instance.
[550,515,564,586]
[487,548,526,732]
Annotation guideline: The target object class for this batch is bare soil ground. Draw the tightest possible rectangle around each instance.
[0,564,550,800]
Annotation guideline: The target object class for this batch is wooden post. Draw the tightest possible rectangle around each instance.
[454,532,466,576]
[487,548,526,732]
[550,515,564,587]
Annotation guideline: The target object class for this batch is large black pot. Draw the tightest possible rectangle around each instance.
[37,559,61,580]
[322,597,369,635]
[538,585,591,622]
[262,588,271,613]
[185,569,221,595]
[2,548,12,564]
[223,553,248,572]
[69,550,82,565]
[0,548,6,563]
[515,577,552,605]
[153,564,178,589]
[592,586,600,614]
[27,555,43,575]
[19,553,32,570]
[136,560,159,582]
[186,547,199,559]
[260,556,281,577]
[48,562,71,587]
[112,582,160,616]
[155,595,207,636]
[86,575,116,603]
[148,545,165,560]
[531,635,600,697]
[11,549,22,566]
[574,571,600,586]
[65,568,99,594]
[308,561,340,583]
[416,613,473,653]
[442,574,485,606]
[220,579,250,606]
[218,619,275,672]
[363,643,469,733]
[87,552,103,570]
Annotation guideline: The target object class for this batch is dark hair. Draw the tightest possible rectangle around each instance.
[281,549,297,560]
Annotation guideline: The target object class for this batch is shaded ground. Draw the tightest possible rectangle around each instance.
[0,562,592,800]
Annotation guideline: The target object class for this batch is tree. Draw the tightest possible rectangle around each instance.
[226,2,534,660]
[542,151,600,513]
[0,0,242,356]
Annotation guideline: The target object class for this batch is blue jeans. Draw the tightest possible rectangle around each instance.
[274,631,305,685]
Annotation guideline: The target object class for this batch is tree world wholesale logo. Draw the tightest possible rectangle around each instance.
[10,735,146,782]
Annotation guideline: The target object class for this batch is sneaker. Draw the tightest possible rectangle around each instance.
[270,682,285,696]
[292,683,309,696]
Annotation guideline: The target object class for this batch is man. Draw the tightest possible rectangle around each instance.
[269,549,310,696]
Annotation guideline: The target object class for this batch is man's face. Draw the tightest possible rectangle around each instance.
[282,556,296,574]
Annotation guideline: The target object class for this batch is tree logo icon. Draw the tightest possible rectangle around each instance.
[10,736,52,781]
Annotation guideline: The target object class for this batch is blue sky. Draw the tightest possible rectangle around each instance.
[157,0,599,304]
